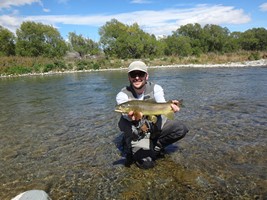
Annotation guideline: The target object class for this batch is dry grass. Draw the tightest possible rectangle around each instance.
[146,51,267,66]
[0,56,54,75]
[1,51,267,76]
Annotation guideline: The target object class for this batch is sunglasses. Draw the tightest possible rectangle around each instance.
[129,71,146,78]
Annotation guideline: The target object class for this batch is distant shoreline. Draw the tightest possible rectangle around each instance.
[1,59,266,78]
[151,59,267,68]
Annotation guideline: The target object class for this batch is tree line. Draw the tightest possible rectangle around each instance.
[0,19,267,59]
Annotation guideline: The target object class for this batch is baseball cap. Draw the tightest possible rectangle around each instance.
[128,61,148,73]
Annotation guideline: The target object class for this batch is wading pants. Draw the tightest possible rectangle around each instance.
[118,116,188,157]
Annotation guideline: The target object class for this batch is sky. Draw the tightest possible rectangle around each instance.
[0,0,267,41]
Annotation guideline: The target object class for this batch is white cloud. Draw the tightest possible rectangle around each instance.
[43,8,50,12]
[114,4,250,35]
[259,3,267,11]
[0,4,251,37]
[0,0,41,9]
[0,15,22,32]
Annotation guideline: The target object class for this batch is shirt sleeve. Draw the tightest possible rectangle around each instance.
[153,84,166,103]
[116,91,129,105]
[116,91,132,121]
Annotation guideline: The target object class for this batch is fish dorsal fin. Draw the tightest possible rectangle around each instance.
[143,99,156,102]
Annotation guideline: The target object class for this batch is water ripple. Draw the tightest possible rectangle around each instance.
[0,67,266,199]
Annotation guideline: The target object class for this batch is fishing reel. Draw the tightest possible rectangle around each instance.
[132,117,151,141]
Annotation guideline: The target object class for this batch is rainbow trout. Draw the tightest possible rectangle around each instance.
[115,100,183,120]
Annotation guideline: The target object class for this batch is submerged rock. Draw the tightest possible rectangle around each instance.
[12,190,51,200]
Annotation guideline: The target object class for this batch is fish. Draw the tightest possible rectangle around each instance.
[114,99,183,120]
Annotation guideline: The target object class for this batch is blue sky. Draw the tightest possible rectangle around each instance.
[1,0,267,41]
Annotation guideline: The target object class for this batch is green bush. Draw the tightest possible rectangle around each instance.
[67,63,74,70]
[92,62,100,70]
[43,63,54,72]
[76,60,88,70]
[248,52,261,60]
[6,66,32,75]
[33,63,43,73]
[75,60,101,70]
[54,60,66,69]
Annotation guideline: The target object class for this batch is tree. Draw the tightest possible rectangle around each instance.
[99,19,128,57]
[143,34,164,58]
[68,32,100,57]
[0,26,15,56]
[203,24,231,53]
[253,28,267,50]
[239,28,267,51]
[164,35,192,56]
[174,23,239,54]
[99,19,162,58]
[118,22,149,58]
[227,31,242,52]
[174,23,208,54]
[16,21,67,57]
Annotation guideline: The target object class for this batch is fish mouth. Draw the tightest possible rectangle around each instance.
[114,109,123,113]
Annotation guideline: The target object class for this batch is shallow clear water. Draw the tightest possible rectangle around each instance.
[0,67,266,199]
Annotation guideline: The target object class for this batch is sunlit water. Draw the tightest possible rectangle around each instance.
[0,67,266,199]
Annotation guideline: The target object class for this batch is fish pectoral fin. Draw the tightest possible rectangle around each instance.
[147,115,158,123]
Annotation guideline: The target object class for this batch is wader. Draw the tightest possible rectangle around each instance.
[118,82,188,167]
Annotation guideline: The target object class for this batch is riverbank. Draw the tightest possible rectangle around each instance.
[1,58,267,78]
[151,58,267,68]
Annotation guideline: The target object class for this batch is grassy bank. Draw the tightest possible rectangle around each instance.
[0,51,266,77]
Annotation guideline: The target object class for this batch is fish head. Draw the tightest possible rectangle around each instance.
[114,102,132,113]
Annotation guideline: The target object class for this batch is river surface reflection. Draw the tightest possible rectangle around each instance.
[0,67,266,199]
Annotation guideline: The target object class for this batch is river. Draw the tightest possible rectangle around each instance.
[0,66,266,199]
